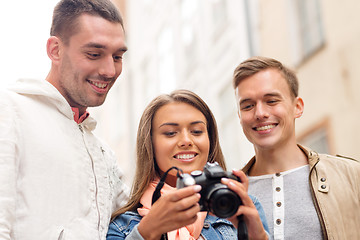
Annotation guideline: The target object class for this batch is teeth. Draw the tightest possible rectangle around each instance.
[89,80,107,89]
[175,154,195,159]
[256,124,276,131]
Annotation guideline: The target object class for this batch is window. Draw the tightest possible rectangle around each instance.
[181,0,199,76]
[244,0,260,56]
[211,0,227,28]
[157,27,176,93]
[289,0,325,64]
[298,119,333,154]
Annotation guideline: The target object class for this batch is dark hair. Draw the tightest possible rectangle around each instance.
[112,89,226,218]
[50,0,124,44]
[233,56,299,98]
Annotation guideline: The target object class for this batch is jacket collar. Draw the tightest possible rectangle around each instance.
[10,79,97,131]
[297,144,320,170]
[242,144,320,174]
[10,79,74,121]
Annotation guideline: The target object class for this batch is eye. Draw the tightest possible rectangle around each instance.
[241,103,254,111]
[191,130,204,135]
[86,52,100,59]
[113,55,123,62]
[267,99,279,105]
[163,131,176,137]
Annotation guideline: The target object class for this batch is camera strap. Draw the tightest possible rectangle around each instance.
[237,214,249,240]
[152,167,183,240]
[151,166,182,204]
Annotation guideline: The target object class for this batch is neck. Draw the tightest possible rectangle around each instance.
[46,71,87,116]
[249,142,308,176]
[158,170,177,188]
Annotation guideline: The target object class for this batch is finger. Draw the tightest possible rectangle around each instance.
[173,193,201,212]
[232,169,249,190]
[178,203,201,222]
[168,185,201,202]
[160,203,200,230]
[221,178,254,207]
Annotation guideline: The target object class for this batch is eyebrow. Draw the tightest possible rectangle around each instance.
[159,121,206,128]
[82,42,128,52]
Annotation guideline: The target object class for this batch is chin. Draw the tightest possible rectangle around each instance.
[252,138,279,150]
[88,99,107,107]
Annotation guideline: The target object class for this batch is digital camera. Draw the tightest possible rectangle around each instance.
[176,162,242,218]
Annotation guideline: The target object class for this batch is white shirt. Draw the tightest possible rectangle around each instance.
[0,79,129,239]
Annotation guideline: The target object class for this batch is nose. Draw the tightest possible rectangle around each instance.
[178,131,193,148]
[254,103,269,120]
[99,56,118,78]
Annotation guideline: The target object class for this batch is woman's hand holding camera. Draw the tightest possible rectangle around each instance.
[137,185,201,240]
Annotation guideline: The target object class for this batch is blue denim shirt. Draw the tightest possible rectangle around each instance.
[107,196,269,240]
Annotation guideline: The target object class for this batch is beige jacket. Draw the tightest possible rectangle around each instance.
[243,145,360,240]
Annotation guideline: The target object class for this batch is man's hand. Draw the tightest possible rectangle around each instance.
[222,170,268,240]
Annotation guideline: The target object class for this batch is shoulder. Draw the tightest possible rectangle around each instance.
[0,88,19,106]
[313,153,360,190]
[300,144,360,171]
[248,194,263,210]
[318,153,360,170]
[204,214,233,226]
[108,211,142,236]
[201,214,236,239]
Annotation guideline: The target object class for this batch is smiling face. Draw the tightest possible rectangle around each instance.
[235,68,304,151]
[152,102,210,183]
[48,14,127,114]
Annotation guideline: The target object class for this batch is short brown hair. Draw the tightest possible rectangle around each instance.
[50,0,124,44]
[233,56,299,98]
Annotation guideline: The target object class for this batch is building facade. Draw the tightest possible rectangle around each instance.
[92,0,360,184]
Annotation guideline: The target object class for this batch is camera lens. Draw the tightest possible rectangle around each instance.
[208,188,242,218]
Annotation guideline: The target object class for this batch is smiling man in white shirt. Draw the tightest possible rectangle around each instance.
[0,0,129,239]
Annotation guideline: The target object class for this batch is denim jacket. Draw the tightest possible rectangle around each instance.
[107,196,269,240]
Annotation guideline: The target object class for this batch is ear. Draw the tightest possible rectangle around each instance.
[235,88,242,121]
[46,36,61,64]
[294,97,304,119]
[237,109,242,120]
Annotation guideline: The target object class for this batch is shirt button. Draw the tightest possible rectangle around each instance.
[276,187,281,192]
[203,223,210,229]
[276,219,282,225]
[320,177,326,182]
[321,185,327,189]
[276,202,282,207]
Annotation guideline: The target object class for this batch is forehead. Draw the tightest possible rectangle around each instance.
[69,14,126,49]
[236,69,292,99]
[153,102,206,126]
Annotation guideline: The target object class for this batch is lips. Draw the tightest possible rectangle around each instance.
[174,153,198,162]
[253,124,277,131]
[87,80,110,93]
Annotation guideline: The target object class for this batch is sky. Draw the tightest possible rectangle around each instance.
[0,0,59,88]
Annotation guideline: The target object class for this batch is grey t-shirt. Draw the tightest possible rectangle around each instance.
[248,165,322,240]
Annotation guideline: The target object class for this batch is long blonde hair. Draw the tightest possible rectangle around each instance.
[112,89,226,219]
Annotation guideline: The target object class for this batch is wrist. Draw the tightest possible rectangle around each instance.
[138,218,162,240]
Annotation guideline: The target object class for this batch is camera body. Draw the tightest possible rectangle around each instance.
[176,162,242,218]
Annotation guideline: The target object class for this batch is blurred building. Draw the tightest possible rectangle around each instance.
[92,0,360,184]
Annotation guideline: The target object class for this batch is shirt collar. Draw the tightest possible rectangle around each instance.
[71,107,90,124]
